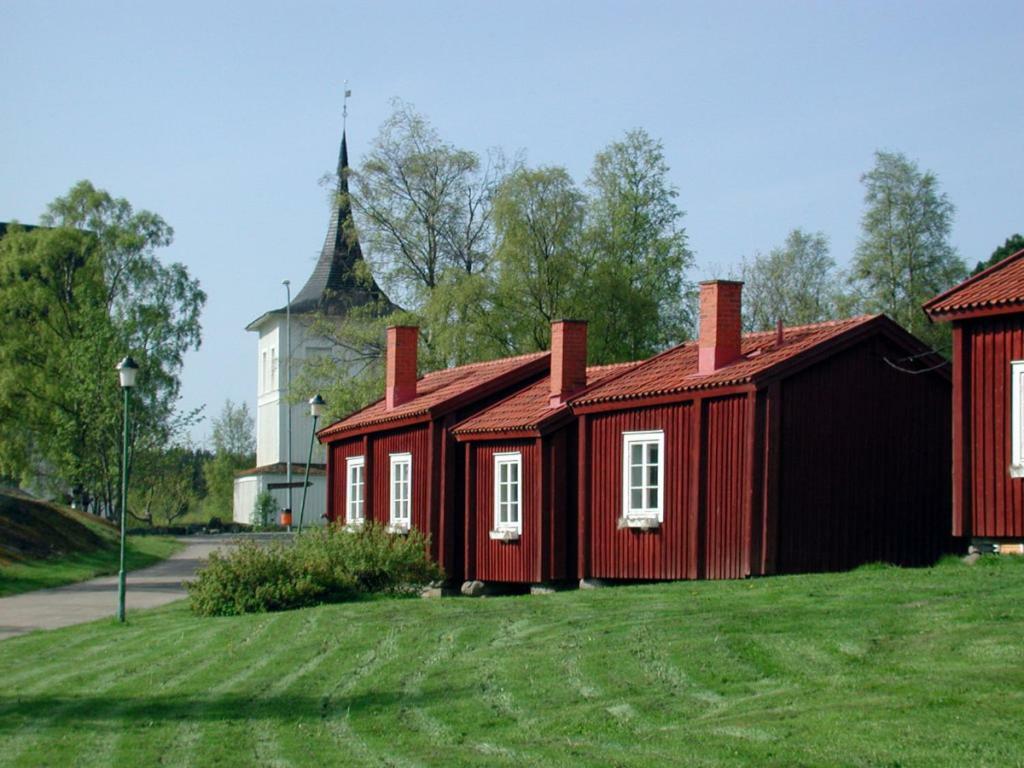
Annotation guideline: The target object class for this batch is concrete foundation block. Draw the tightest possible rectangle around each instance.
[579,578,607,590]
[461,580,487,597]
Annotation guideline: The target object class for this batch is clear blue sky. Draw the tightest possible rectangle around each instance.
[4,1,1022,446]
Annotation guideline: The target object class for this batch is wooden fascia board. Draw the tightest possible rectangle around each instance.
[453,428,543,443]
[320,412,432,443]
[925,303,1024,324]
[570,383,757,415]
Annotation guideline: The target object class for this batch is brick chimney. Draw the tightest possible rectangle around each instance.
[550,320,588,407]
[385,325,418,409]
[698,280,743,375]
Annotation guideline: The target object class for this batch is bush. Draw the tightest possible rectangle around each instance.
[187,522,444,616]
[253,491,276,528]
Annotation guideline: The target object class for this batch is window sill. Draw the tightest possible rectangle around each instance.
[344,520,365,532]
[386,523,410,535]
[1011,464,1024,479]
[489,529,520,542]
[617,517,661,531]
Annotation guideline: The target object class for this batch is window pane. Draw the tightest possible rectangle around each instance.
[630,489,642,510]
[647,443,659,465]
[510,483,518,503]
[648,465,658,486]
[499,463,508,483]
[631,444,643,465]
[510,463,518,483]
[500,484,507,504]
[630,465,643,489]
[648,488,658,508]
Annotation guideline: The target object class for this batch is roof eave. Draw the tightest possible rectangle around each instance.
[924,301,1024,324]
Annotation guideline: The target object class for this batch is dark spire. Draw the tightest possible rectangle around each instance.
[288,130,391,316]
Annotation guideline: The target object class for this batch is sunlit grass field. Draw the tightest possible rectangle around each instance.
[1,556,1022,767]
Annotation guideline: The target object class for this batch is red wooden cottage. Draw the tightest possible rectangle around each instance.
[317,326,548,576]
[570,280,953,582]
[451,321,636,586]
[923,247,1024,549]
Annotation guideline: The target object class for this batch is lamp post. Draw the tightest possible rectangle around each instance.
[298,394,325,534]
[115,356,138,623]
[283,280,293,531]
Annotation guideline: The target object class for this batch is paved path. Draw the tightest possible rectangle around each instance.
[0,533,283,641]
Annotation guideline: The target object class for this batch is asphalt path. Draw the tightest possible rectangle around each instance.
[0,533,286,641]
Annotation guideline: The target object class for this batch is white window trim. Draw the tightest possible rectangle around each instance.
[346,456,365,525]
[491,452,522,540]
[389,452,412,531]
[621,430,665,525]
[1012,361,1024,478]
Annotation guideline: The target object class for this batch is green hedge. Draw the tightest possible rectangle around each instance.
[186,522,444,616]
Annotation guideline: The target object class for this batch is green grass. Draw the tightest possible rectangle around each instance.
[2,557,1023,767]
[0,535,183,597]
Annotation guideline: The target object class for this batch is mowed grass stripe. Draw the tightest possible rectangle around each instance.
[2,558,1024,766]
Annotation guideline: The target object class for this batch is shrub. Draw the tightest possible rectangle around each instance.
[252,491,276,528]
[187,522,444,616]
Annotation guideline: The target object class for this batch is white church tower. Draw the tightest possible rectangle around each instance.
[233,128,392,526]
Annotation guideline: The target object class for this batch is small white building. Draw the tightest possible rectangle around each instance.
[233,131,392,526]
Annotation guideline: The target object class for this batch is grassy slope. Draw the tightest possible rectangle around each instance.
[0,490,182,596]
[1,557,1022,767]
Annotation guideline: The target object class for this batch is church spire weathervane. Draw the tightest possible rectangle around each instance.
[342,82,351,134]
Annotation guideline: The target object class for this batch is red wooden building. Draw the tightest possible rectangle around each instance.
[924,247,1024,547]
[317,326,548,576]
[452,321,636,585]
[571,280,953,581]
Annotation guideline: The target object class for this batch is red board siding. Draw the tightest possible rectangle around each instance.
[586,403,696,579]
[965,316,1024,537]
[775,336,951,572]
[370,424,433,550]
[470,439,540,582]
[703,396,749,579]
[328,437,366,523]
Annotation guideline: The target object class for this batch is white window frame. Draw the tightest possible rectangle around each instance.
[389,452,412,531]
[621,430,665,525]
[490,452,522,540]
[346,456,365,525]
[1012,361,1024,478]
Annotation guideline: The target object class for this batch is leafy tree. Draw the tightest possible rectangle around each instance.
[129,446,209,527]
[253,490,277,528]
[972,233,1024,275]
[0,183,205,514]
[849,151,966,348]
[486,166,588,353]
[584,129,695,361]
[202,400,255,520]
[741,229,837,331]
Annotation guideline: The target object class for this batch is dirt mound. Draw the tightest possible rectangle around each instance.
[0,491,116,564]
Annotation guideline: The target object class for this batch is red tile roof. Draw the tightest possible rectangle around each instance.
[453,363,639,435]
[924,248,1024,320]
[318,351,548,438]
[572,315,880,407]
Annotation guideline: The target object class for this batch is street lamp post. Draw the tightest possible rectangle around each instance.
[115,356,138,623]
[283,280,293,531]
[298,394,325,534]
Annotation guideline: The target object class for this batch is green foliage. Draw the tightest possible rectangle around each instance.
[972,233,1024,275]
[583,129,695,361]
[252,490,276,528]
[0,182,205,512]
[128,445,209,527]
[741,228,837,331]
[201,400,255,519]
[849,151,966,350]
[186,522,443,615]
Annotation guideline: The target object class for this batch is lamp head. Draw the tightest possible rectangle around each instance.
[116,356,139,389]
[309,394,326,418]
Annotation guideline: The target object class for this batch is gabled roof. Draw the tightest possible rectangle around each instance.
[923,248,1024,322]
[318,351,549,439]
[452,362,639,439]
[571,315,888,408]
[246,131,394,331]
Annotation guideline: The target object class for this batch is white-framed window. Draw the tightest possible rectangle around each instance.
[492,452,522,535]
[1012,361,1024,478]
[261,351,268,393]
[271,347,278,390]
[346,456,365,524]
[389,452,412,529]
[622,430,664,522]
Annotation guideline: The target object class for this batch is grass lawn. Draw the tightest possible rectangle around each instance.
[1,556,1023,767]
[0,535,183,597]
